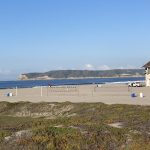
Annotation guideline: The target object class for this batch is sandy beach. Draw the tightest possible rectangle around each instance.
[0,84,150,105]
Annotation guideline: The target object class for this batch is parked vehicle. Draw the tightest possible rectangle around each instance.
[128,82,145,87]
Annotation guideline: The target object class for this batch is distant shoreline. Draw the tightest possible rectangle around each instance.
[19,69,144,80]
[19,75,144,81]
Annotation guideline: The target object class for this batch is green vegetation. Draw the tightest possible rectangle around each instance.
[0,102,149,149]
[22,69,144,79]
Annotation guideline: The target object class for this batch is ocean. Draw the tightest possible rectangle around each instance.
[0,77,145,89]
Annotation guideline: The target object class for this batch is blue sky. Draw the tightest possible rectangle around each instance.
[0,0,150,80]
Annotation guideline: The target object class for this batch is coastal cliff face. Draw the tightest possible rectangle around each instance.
[18,74,28,80]
[19,75,53,80]
[18,69,145,80]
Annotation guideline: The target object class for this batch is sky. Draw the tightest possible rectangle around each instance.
[0,0,150,80]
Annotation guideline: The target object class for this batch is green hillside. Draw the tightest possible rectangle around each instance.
[21,69,145,79]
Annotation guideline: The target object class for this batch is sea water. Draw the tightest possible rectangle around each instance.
[0,77,144,89]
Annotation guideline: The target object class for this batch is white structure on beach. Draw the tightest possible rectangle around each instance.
[143,61,150,87]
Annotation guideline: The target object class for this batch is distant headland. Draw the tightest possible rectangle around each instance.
[19,69,144,80]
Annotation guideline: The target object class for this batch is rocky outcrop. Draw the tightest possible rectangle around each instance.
[18,74,29,80]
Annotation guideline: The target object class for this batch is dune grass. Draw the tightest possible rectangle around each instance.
[0,102,149,149]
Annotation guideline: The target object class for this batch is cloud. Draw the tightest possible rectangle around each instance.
[83,64,138,70]
[116,65,137,69]
[97,65,111,70]
[83,64,111,70]
[0,69,12,75]
[0,69,18,80]
[84,64,95,70]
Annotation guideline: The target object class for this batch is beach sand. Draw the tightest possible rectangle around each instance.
[0,84,150,105]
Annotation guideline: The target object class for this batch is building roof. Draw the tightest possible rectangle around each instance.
[143,61,150,68]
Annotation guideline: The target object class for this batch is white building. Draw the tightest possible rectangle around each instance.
[143,61,150,87]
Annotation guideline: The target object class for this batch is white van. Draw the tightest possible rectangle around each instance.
[128,82,144,87]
